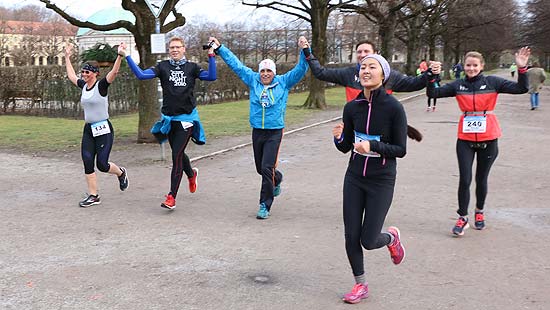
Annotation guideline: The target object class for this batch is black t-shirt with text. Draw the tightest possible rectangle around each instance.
[152,60,202,116]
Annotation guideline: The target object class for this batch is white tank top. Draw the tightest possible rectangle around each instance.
[81,80,109,124]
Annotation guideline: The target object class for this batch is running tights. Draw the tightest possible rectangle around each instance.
[456,139,499,216]
[168,121,194,198]
[252,128,283,211]
[343,171,394,276]
[81,121,114,174]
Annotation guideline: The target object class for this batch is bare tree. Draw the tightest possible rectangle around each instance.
[522,0,550,70]
[172,20,221,62]
[340,0,435,61]
[394,0,448,75]
[443,0,517,67]
[38,0,186,143]
[242,0,357,109]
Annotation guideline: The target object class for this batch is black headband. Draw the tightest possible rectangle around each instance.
[82,63,99,73]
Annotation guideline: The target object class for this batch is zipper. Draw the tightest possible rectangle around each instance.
[472,80,477,141]
[362,92,374,177]
[262,106,265,128]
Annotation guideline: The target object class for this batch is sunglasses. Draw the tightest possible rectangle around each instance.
[81,70,92,74]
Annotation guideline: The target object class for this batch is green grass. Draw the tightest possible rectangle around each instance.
[0,87,346,152]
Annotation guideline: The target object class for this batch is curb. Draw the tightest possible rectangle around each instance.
[190,92,424,162]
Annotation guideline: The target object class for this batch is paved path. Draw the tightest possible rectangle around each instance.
[1,70,549,309]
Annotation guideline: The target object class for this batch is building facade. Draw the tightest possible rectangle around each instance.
[0,20,76,67]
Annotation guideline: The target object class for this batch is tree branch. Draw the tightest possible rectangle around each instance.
[241,1,310,21]
[39,0,135,33]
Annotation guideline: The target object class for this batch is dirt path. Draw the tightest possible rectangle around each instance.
[1,70,549,309]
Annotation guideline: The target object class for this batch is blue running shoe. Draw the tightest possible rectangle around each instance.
[256,203,270,219]
[273,172,283,197]
[273,185,281,197]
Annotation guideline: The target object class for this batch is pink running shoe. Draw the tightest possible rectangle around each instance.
[342,283,369,304]
[387,226,405,265]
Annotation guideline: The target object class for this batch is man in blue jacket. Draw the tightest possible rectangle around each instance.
[210,36,309,220]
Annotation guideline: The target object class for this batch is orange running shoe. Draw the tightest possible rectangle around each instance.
[161,193,176,210]
[188,168,198,193]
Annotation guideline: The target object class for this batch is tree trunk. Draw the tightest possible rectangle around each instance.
[302,0,328,109]
[135,34,159,143]
[404,16,422,75]
[378,15,397,59]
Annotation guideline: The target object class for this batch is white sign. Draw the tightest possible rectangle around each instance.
[151,33,166,54]
[144,0,168,18]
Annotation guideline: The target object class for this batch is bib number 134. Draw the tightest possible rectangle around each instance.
[91,120,111,137]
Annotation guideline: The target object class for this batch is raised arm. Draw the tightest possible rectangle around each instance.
[494,47,531,94]
[212,37,256,86]
[279,37,309,88]
[118,42,156,80]
[300,36,352,86]
[105,43,125,84]
[198,37,217,81]
[64,44,78,86]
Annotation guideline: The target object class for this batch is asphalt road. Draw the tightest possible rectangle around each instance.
[1,70,549,309]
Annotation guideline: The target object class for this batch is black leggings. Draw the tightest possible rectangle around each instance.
[343,171,394,276]
[427,97,437,107]
[456,139,499,216]
[168,121,194,198]
[252,128,283,211]
[81,121,114,174]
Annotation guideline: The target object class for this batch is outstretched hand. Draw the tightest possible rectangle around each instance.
[515,46,531,68]
[208,36,220,54]
[429,61,442,75]
[118,42,127,57]
[64,44,72,57]
[298,36,309,49]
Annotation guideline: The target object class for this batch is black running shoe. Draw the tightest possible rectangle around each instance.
[79,194,101,208]
[118,167,129,191]
[452,217,469,236]
[474,211,485,230]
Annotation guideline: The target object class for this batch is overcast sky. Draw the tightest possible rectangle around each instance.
[0,0,269,24]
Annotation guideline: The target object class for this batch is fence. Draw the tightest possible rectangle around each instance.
[0,61,344,118]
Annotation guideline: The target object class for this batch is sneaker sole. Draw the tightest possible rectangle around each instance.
[452,222,470,236]
[79,201,101,208]
[474,224,486,230]
[389,226,406,265]
[160,203,176,210]
[343,294,368,304]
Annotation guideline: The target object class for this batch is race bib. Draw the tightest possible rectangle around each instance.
[463,116,486,133]
[354,131,381,157]
[90,120,111,137]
